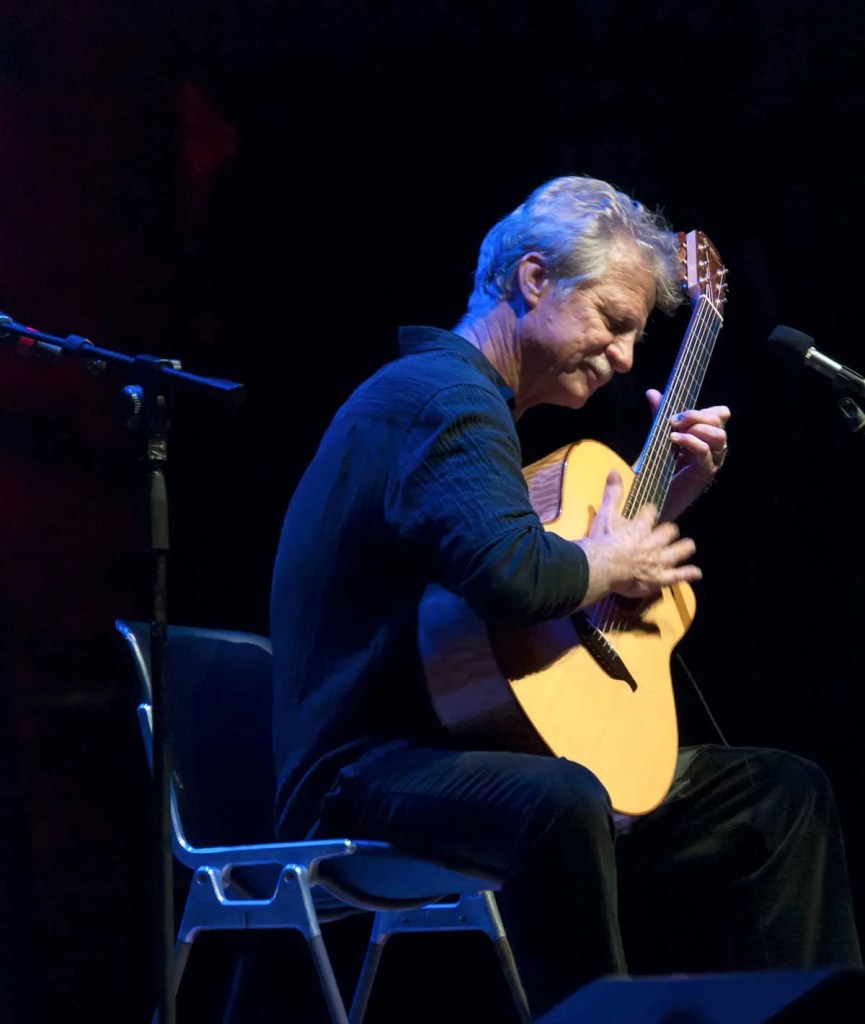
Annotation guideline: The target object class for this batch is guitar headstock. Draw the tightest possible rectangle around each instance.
[677,230,728,316]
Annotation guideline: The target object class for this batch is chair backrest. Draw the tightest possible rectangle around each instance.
[116,620,277,849]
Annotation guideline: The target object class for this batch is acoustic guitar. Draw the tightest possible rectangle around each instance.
[419,231,728,815]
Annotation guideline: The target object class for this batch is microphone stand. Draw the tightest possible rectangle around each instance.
[0,312,245,1024]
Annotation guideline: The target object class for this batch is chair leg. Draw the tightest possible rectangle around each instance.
[478,892,533,1023]
[306,932,351,1024]
[491,934,533,1023]
[276,865,352,1024]
[348,934,387,1024]
[151,939,193,1024]
[348,894,533,1024]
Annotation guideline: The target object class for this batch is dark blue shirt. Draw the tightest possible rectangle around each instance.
[271,326,589,837]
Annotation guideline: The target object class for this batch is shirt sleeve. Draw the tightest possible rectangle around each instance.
[384,382,589,622]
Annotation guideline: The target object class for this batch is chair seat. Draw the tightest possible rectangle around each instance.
[315,841,504,909]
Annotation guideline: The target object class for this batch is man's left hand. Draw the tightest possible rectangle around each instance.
[645,388,731,520]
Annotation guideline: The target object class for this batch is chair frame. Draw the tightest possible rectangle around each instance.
[116,619,532,1023]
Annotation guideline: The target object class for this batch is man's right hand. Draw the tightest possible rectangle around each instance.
[574,469,702,608]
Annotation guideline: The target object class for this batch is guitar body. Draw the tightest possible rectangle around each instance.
[419,230,726,817]
[419,439,695,816]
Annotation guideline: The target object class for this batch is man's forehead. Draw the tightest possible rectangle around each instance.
[593,269,656,314]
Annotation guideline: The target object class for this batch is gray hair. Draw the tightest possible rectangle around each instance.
[461,175,684,321]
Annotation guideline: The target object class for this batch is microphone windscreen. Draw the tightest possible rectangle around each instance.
[769,324,815,355]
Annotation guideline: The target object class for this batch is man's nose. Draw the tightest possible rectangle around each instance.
[607,338,635,373]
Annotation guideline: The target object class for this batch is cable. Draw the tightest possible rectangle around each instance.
[675,652,730,747]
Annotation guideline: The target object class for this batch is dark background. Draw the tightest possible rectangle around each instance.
[1,1,864,1021]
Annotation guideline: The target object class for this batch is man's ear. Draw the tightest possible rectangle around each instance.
[516,252,549,309]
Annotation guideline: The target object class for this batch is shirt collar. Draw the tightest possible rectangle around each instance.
[398,325,516,412]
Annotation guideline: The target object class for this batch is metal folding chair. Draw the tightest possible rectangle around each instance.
[116,619,531,1023]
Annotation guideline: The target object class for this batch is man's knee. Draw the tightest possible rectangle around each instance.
[743,747,836,824]
[522,757,613,837]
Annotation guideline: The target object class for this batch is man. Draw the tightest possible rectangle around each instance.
[270,175,861,1016]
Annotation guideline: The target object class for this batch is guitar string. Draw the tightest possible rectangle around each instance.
[635,308,718,510]
[595,295,723,633]
[597,298,720,631]
[633,291,724,502]
[630,299,720,501]
[631,299,717,505]
[597,297,722,632]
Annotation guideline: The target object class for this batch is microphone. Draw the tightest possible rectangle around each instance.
[769,324,865,399]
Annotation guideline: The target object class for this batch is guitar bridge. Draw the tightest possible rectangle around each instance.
[570,612,638,692]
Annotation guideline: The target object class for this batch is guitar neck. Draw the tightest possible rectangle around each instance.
[627,294,724,516]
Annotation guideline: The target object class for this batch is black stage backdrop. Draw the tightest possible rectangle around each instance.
[0,2,864,1021]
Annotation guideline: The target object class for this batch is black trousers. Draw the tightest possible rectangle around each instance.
[312,743,863,1018]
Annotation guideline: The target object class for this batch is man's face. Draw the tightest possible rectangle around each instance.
[518,240,657,411]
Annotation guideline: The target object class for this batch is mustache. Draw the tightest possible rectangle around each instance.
[584,355,613,385]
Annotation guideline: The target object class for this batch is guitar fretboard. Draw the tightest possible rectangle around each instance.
[626,295,724,516]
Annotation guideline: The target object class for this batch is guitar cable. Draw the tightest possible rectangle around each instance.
[675,652,730,747]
